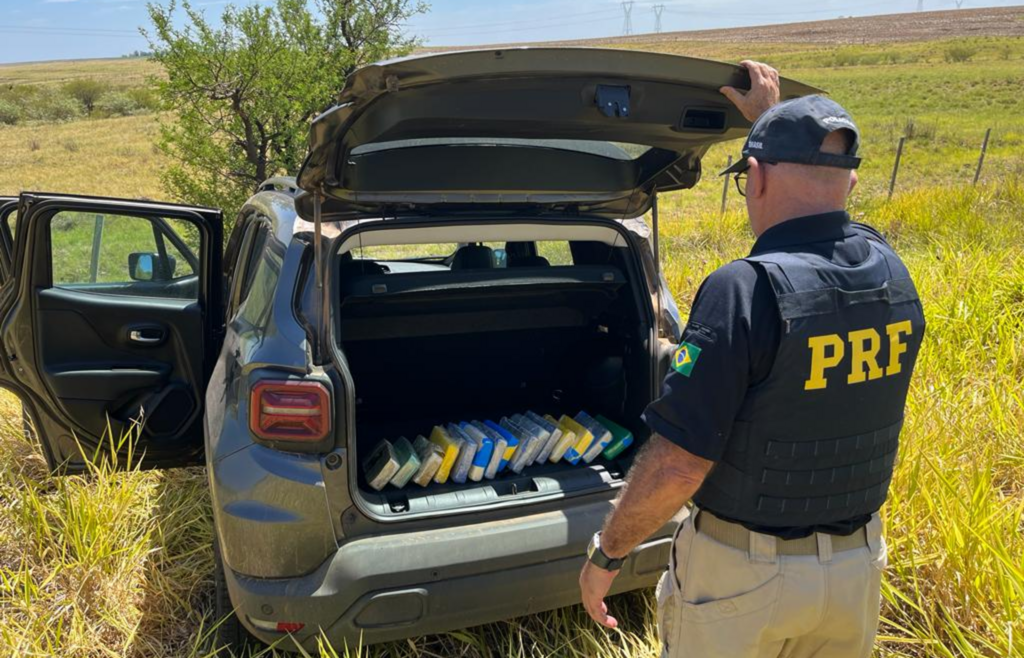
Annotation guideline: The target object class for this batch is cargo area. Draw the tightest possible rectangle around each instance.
[334,230,656,518]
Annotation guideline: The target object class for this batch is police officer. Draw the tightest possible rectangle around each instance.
[579,61,925,658]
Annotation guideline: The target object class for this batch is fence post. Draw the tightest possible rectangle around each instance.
[888,137,905,201]
[721,155,732,215]
[89,214,104,283]
[972,128,991,186]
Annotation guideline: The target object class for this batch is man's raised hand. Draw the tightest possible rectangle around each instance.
[720,60,781,123]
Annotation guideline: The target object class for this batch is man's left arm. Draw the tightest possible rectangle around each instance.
[579,436,712,628]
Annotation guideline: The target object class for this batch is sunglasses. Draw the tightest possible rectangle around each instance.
[732,161,777,198]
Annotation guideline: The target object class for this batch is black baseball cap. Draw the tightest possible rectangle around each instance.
[721,95,862,175]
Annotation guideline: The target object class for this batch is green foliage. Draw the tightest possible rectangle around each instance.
[63,78,110,113]
[20,88,85,123]
[144,0,428,217]
[95,90,143,117]
[944,43,979,63]
[0,98,20,125]
[126,86,162,112]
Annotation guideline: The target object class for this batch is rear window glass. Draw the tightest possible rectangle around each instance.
[351,240,575,268]
[351,138,651,161]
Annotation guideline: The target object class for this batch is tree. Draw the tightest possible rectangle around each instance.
[64,79,109,113]
[145,0,426,215]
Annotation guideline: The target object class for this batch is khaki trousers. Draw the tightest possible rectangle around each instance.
[656,509,887,658]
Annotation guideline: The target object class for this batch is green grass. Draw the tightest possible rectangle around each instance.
[0,36,1022,658]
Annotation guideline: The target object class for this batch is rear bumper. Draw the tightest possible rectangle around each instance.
[224,497,674,650]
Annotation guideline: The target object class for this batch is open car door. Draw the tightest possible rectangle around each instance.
[0,193,223,471]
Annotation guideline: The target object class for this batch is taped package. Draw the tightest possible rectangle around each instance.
[545,414,576,462]
[429,425,463,485]
[460,421,494,482]
[596,415,634,459]
[363,440,399,491]
[558,415,594,464]
[447,423,478,484]
[512,413,553,465]
[502,417,541,474]
[576,411,613,463]
[484,419,518,472]
[388,436,422,489]
[525,411,562,464]
[471,420,507,479]
[411,435,443,486]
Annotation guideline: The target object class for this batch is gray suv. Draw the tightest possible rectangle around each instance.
[0,49,812,651]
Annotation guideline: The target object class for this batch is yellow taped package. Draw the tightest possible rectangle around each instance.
[557,415,594,465]
[411,435,443,487]
[429,425,462,484]
[545,414,577,463]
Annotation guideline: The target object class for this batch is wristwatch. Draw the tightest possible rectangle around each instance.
[587,532,626,571]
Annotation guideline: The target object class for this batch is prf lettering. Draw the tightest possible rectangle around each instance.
[804,321,912,391]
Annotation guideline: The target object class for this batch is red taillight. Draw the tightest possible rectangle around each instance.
[250,380,331,442]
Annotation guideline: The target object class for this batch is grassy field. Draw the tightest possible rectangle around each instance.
[0,32,1022,658]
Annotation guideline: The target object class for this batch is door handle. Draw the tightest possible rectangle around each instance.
[129,329,164,345]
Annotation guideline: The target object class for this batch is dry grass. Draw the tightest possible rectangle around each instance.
[0,113,166,200]
[0,58,161,88]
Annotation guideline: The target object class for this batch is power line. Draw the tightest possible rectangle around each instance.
[0,23,138,35]
[407,7,619,35]
[414,14,620,40]
[621,1,635,36]
[0,29,142,39]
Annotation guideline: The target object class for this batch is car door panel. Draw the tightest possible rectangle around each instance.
[36,287,202,442]
[0,193,222,471]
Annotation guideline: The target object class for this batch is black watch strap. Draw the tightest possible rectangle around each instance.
[587,533,625,571]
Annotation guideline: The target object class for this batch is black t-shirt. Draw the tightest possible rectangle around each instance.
[643,210,886,539]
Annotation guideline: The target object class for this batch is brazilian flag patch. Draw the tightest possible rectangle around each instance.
[671,342,702,377]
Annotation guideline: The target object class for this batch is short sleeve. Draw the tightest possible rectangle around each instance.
[642,261,763,461]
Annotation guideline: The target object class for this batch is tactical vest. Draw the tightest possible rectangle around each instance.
[694,229,925,528]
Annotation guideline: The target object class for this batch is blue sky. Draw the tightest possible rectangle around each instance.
[0,0,1019,64]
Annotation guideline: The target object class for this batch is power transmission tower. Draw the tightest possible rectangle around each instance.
[654,4,665,33]
[917,0,924,11]
[621,1,634,36]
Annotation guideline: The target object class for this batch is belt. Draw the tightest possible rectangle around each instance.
[695,510,868,556]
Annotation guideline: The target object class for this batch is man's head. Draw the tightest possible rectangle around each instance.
[721,95,861,237]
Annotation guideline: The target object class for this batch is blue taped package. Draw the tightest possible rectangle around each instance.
[484,420,518,471]
[471,421,507,479]
[447,423,476,484]
[524,411,563,464]
[460,421,493,482]
[576,411,613,463]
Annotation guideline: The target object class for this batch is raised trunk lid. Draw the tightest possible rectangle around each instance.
[296,48,819,221]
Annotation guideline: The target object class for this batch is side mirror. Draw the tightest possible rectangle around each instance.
[129,252,177,281]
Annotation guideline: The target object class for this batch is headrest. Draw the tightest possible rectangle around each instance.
[450,244,495,270]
